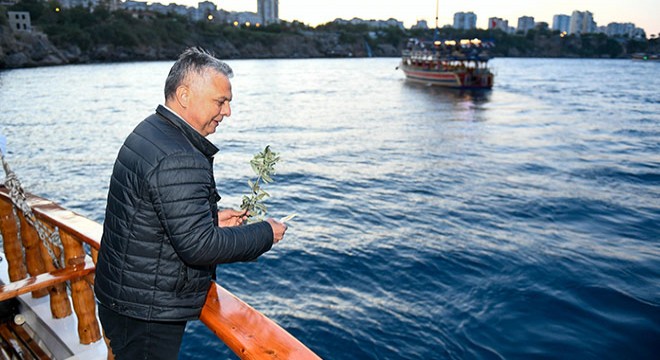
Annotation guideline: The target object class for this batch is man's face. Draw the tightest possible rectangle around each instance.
[186,70,232,137]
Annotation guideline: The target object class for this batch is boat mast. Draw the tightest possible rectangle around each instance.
[433,0,440,42]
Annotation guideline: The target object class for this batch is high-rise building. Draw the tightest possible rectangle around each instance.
[453,12,476,30]
[258,0,279,25]
[606,22,646,39]
[569,10,596,35]
[488,17,508,32]
[606,22,635,37]
[552,14,570,33]
[517,16,535,33]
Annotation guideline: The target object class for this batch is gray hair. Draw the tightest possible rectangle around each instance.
[164,47,233,100]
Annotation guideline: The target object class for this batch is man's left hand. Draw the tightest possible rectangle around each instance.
[218,209,248,227]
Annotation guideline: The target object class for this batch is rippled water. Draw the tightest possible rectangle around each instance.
[1,57,659,359]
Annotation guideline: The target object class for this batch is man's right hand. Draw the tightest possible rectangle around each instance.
[266,218,287,244]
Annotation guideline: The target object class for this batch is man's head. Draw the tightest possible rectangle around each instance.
[164,47,234,136]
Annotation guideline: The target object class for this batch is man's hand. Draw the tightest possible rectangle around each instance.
[218,209,248,227]
[266,218,287,244]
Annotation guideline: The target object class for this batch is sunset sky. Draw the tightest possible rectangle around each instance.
[182,0,659,36]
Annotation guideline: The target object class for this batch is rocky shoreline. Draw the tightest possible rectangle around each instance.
[2,23,657,69]
[0,25,402,69]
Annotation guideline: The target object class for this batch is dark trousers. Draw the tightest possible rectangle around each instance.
[98,303,187,360]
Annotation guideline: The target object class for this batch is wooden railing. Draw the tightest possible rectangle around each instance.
[0,186,320,359]
[0,187,101,345]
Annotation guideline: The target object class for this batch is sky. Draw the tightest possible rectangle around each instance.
[176,0,659,37]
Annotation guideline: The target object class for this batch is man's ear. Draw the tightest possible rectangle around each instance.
[176,85,190,108]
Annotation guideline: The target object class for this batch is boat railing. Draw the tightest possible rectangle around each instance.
[402,49,492,63]
[0,186,321,359]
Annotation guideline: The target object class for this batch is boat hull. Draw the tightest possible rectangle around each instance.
[400,63,493,89]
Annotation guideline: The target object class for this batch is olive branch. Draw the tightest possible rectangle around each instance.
[240,145,280,222]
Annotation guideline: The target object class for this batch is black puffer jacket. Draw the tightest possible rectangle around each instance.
[95,105,273,321]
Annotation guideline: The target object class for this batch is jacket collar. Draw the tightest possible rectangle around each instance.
[156,105,219,158]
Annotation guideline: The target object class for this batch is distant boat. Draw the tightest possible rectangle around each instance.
[397,0,494,89]
[398,38,495,89]
[631,53,659,61]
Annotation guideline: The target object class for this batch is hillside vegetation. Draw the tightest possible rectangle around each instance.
[1,0,658,68]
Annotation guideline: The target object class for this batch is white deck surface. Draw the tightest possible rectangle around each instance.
[0,252,107,359]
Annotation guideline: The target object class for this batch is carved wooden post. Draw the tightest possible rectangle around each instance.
[91,248,99,265]
[17,212,49,298]
[36,222,72,319]
[60,230,101,344]
[87,248,98,287]
[0,200,27,282]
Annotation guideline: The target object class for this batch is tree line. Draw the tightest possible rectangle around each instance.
[2,0,658,59]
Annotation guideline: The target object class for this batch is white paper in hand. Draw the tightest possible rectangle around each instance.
[279,213,298,223]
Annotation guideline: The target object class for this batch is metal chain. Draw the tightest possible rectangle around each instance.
[1,148,64,269]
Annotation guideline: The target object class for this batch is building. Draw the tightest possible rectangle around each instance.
[121,0,147,12]
[196,1,216,21]
[453,12,476,30]
[630,27,646,39]
[606,22,646,39]
[168,3,195,18]
[374,18,404,30]
[606,22,635,37]
[569,10,597,35]
[517,16,535,33]
[121,1,198,19]
[535,22,549,31]
[56,0,119,10]
[488,17,508,32]
[332,18,404,30]
[258,0,279,25]
[223,11,261,26]
[411,20,428,30]
[59,0,97,8]
[552,14,570,33]
[7,11,31,32]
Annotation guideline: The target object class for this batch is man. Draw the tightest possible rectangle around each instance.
[94,47,287,359]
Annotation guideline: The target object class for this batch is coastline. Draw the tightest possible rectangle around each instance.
[0,24,400,69]
[1,23,658,70]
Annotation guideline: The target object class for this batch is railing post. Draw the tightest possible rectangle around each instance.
[16,212,49,299]
[1,196,71,318]
[60,230,101,344]
[91,248,99,266]
[0,200,27,282]
[37,224,72,319]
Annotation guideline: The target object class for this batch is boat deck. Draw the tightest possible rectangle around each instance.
[0,255,107,360]
[0,315,51,359]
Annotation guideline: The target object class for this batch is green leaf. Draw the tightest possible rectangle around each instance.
[241,145,280,223]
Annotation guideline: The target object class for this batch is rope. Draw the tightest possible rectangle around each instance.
[0,148,64,269]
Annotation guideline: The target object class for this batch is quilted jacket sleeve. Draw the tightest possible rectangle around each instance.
[148,152,273,266]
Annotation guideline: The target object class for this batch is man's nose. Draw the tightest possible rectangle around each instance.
[221,102,231,117]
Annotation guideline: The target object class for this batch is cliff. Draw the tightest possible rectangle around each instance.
[0,25,68,67]
[0,23,400,69]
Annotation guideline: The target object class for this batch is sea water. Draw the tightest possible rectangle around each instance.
[0,57,658,359]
